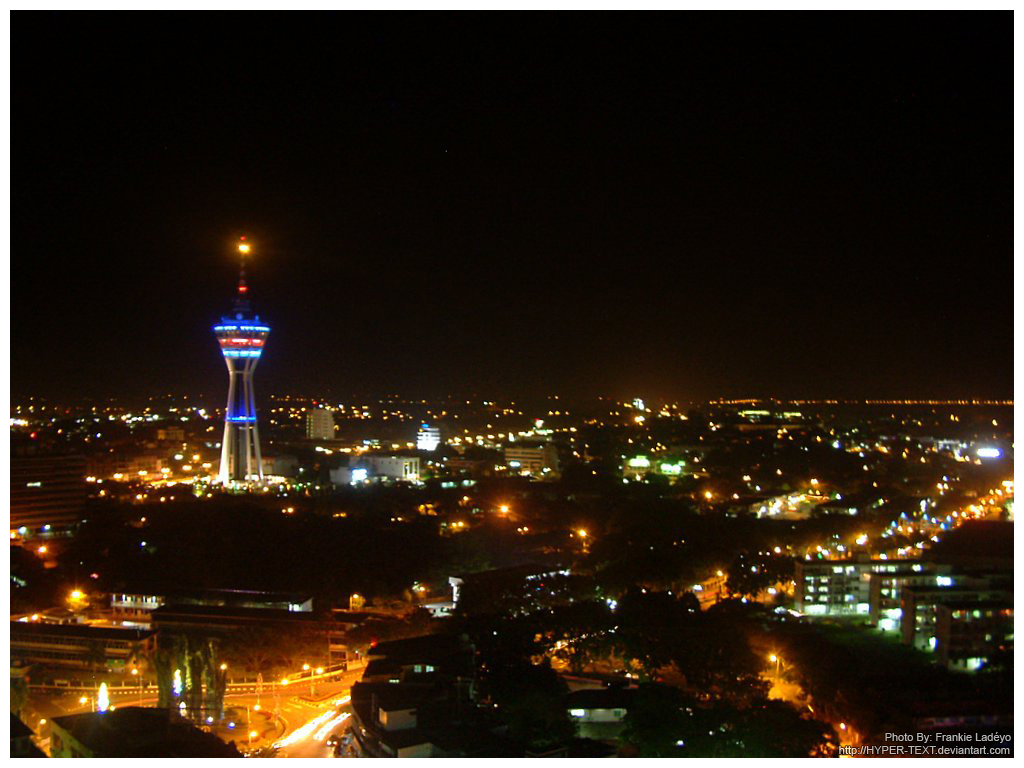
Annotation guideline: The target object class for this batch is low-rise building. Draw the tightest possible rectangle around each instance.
[504,443,559,477]
[349,634,514,757]
[332,455,421,484]
[935,601,1013,671]
[900,578,1012,654]
[49,708,240,758]
[10,622,155,671]
[110,587,313,628]
[565,687,635,740]
[795,558,929,616]
[11,713,46,757]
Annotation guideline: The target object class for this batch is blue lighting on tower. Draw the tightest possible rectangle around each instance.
[214,237,270,485]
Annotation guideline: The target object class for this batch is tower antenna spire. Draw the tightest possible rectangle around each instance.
[234,236,252,315]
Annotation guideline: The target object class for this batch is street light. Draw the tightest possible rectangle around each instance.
[131,667,142,705]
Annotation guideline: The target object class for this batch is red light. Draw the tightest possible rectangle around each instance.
[30,432,37,439]
[240,235,247,241]
[238,285,248,293]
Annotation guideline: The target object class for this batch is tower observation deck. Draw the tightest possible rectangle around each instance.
[214,237,269,486]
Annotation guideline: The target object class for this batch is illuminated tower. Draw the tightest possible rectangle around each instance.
[214,237,270,486]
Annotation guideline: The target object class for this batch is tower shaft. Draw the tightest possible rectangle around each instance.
[217,353,265,484]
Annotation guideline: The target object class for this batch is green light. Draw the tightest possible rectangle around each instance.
[627,457,650,468]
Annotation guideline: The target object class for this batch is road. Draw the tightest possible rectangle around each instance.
[25,669,366,757]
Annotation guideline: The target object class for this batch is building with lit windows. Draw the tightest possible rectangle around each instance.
[900,576,1012,653]
[417,424,441,451]
[935,602,1013,671]
[330,456,420,485]
[306,408,335,441]
[504,443,559,476]
[795,558,933,616]
[10,621,155,671]
[10,452,87,534]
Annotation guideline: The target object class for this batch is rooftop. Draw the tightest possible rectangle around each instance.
[50,708,241,758]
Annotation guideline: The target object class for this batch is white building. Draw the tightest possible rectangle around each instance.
[416,425,441,452]
[332,455,421,485]
[305,409,335,441]
[504,443,559,476]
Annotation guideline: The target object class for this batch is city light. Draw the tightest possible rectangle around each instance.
[97,683,109,713]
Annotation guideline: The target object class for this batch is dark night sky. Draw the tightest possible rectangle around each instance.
[15,13,1012,403]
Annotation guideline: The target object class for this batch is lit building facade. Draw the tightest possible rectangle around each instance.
[417,424,441,451]
[306,409,335,441]
[795,558,930,616]
[504,443,559,476]
[10,453,87,533]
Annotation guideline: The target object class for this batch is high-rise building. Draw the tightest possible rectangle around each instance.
[416,424,441,451]
[10,452,87,533]
[214,237,270,486]
[306,409,335,441]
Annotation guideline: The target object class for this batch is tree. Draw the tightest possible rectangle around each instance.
[10,675,29,719]
[620,683,690,757]
[488,660,576,752]
[622,684,837,758]
[154,633,228,722]
[726,551,794,598]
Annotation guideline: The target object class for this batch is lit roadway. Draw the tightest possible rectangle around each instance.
[26,669,365,758]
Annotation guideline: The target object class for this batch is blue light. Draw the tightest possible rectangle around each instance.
[214,325,270,333]
[222,349,262,358]
[226,416,257,423]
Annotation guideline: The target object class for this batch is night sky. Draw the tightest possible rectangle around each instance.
[15,14,1011,403]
